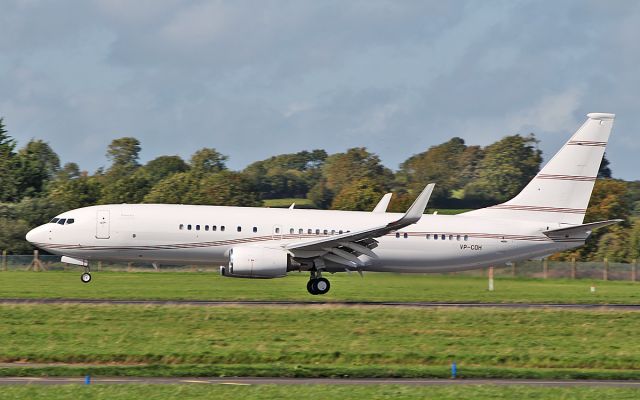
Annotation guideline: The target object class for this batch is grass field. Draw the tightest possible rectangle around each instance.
[1,384,639,400]
[1,270,639,304]
[1,304,640,377]
[262,198,316,208]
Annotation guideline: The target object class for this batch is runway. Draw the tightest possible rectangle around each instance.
[1,377,640,388]
[1,298,640,309]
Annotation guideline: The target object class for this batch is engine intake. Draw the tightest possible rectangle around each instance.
[222,246,289,278]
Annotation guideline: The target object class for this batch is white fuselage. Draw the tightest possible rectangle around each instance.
[26,204,581,273]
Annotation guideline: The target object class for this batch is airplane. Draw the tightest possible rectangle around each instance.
[26,113,621,295]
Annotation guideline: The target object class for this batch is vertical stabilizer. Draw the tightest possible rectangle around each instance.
[464,113,615,225]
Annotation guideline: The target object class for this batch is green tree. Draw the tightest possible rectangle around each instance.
[100,137,149,203]
[244,150,327,199]
[195,171,260,206]
[464,134,542,203]
[143,172,200,204]
[16,139,60,197]
[322,148,393,208]
[398,138,482,205]
[598,154,612,179]
[48,172,102,210]
[571,179,633,261]
[0,118,19,202]
[190,148,228,175]
[106,137,141,173]
[143,155,189,185]
[331,178,386,211]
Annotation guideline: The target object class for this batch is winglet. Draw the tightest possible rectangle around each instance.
[372,193,393,213]
[390,184,434,227]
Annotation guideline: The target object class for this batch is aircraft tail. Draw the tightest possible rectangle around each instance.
[463,113,615,225]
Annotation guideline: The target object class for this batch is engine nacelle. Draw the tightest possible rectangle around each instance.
[221,246,289,278]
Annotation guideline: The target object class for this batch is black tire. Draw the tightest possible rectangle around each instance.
[81,272,92,284]
[307,279,317,295]
[314,278,330,295]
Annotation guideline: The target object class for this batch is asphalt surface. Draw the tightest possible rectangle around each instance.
[1,298,640,309]
[1,377,640,388]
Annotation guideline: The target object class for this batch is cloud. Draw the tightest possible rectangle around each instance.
[0,0,639,179]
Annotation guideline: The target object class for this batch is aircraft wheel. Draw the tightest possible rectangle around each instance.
[307,279,318,295]
[314,277,330,295]
[81,272,92,284]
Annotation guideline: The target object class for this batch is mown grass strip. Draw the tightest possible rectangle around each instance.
[1,271,640,304]
[1,383,639,400]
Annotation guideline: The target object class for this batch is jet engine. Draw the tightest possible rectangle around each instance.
[221,246,290,278]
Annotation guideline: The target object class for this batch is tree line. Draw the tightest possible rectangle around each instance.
[0,117,638,262]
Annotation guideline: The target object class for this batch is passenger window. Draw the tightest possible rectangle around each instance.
[50,218,59,223]
[315,229,320,235]
[426,234,430,239]
[205,225,209,231]
[221,226,225,232]
[404,233,408,239]
[323,229,328,235]
[212,225,217,231]
[196,225,200,231]
[298,228,303,234]
[66,219,75,224]
[308,229,313,234]
[275,227,280,234]
[253,227,258,233]
[464,235,469,241]
[396,232,400,238]
[456,235,460,241]
[449,235,453,241]
[237,226,242,232]
[188,224,192,230]
[179,224,184,230]
[339,230,343,234]
[58,219,66,225]
[290,228,294,234]
[441,234,446,240]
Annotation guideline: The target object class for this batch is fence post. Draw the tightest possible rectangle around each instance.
[632,259,637,282]
[2,250,7,272]
[603,257,609,281]
[511,262,516,277]
[488,266,494,291]
[571,257,576,280]
[543,258,548,279]
[127,262,133,272]
[98,261,103,272]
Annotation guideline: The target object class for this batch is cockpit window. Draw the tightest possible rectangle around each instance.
[57,218,66,225]
[50,218,59,224]
[66,219,75,225]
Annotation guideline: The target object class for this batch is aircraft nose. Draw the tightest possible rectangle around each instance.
[26,225,46,244]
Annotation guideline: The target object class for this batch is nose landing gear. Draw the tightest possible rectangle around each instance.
[307,271,330,295]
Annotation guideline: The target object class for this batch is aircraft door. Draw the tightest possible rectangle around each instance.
[96,210,110,239]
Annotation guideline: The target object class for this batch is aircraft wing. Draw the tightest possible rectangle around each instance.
[284,184,434,262]
[543,219,623,240]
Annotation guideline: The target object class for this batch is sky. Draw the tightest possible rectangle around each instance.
[1,0,639,180]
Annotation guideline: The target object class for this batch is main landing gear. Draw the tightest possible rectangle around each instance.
[307,271,330,295]
[80,266,91,284]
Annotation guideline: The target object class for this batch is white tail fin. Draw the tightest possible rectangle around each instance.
[464,113,615,225]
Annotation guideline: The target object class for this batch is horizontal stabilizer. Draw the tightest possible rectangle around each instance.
[543,219,622,240]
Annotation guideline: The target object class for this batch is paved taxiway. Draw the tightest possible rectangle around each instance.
[1,298,639,309]
[1,377,640,388]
